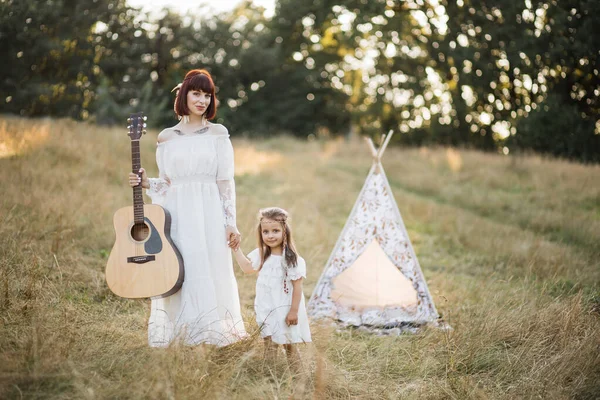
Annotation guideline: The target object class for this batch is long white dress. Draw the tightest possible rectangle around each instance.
[145,128,247,347]
[247,249,312,345]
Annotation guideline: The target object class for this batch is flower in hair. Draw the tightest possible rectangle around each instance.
[171,82,182,93]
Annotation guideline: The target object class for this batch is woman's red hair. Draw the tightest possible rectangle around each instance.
[173,69,217,120]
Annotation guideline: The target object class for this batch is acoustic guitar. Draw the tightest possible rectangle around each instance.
[106,112,184,299]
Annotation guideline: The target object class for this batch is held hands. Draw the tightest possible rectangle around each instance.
[128,168,149,189]
[285,310,298,326]
[226,225,241,250]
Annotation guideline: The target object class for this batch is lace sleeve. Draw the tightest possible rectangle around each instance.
[145,145,170,206]
[216,134,237,228]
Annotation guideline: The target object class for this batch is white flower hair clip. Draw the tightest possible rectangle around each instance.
[171,82,183,93]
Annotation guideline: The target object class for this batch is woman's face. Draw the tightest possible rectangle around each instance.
[261,219,284,250]
[186,89,211,117]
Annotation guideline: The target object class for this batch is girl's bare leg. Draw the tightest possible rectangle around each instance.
[283,343,301,372]
[263,336,278,363]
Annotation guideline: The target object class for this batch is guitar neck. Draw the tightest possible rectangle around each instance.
[131,139,145,224]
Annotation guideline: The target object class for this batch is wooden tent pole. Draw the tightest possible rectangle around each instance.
[364,137,378,158]
[378,130,394,159]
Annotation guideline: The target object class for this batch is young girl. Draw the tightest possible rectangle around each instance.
[233,207,311,364]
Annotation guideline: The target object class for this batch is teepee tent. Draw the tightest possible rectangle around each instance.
[308,132,439,331]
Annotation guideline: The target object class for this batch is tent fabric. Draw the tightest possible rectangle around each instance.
[330,238,418,309]
[308,163,439,328]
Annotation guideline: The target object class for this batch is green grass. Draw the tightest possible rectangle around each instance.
[1,116,599,399]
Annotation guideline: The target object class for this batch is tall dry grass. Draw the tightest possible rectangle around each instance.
[0,116,599,399]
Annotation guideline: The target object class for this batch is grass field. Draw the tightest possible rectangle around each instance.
[1,116,599,399]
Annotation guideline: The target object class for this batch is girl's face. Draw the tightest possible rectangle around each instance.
[186,89,211,117]
[260,219,284,250]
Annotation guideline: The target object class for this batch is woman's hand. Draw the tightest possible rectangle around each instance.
[226,225,241,250]
[285,310,298,326]
[128,168,149,189]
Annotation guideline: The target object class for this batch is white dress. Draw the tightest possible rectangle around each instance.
[247,249,312,345]
[145,128,247,347]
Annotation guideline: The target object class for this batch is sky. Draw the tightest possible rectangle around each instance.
[126,0,275,17]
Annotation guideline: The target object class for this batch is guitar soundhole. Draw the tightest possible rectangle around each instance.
[130,222,150,242]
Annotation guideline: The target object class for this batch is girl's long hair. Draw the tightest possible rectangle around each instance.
[256,207,298,271]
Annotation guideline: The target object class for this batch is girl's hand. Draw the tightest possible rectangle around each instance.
[226,226,241,250]
[285,310,298,326]
[128,168,149,189]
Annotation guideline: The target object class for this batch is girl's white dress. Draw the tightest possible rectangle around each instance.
[247,249,312,344]
[145,129,247,347]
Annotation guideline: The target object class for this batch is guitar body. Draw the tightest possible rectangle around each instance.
[106,204,184,299]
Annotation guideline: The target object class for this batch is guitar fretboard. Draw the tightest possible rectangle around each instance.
[131,140,145,224]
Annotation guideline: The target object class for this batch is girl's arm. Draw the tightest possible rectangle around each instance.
[285,278,303,326]
[233,247,256,274]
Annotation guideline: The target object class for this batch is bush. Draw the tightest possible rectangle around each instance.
[510,94,600,163]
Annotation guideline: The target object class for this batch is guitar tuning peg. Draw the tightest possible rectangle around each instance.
[127,125,131,129]
[143,123,147,128]
[143,130,147,134]
[143,116,148,121]
[127,118,131,123]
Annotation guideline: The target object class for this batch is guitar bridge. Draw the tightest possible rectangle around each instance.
[127,255,156,264]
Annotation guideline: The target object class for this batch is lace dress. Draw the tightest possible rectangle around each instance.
[145,128,247,347]
[247,249,312,345]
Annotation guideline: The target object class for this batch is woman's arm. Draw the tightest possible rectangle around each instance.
[285,278,303,326]
[129,136,171,206]
[215,129,241,249]
[233,247,256,274]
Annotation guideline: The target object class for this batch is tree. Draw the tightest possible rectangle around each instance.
[0,0,131,119]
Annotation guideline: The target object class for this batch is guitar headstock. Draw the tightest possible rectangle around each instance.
[127,112,147,140]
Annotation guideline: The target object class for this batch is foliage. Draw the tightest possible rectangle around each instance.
[510,93,600,162]
[0,0,598,160]
[0,0,130,118]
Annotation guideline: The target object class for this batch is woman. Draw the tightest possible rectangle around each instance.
[128,69,247,347]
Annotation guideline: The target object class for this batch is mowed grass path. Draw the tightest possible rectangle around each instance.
[1,116,599,399]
